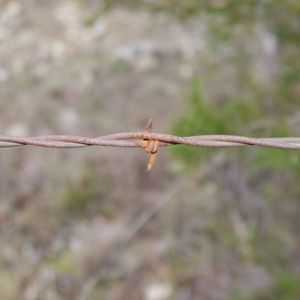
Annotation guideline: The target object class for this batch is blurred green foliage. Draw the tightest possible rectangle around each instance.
[273,273,300,300]
[230,272,300,300]
[80,0,300,27]
[170,78,260,165]
[63,172,96,214]
[62,170,110,217]
[139,1,298,174]
[47,252,75,273]
[170,78,300,173]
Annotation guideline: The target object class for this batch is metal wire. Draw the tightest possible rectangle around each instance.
[1,119,300,170]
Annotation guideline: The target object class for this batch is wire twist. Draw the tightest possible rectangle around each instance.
[1,119,300,170]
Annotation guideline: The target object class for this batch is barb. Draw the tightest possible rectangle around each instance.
[1,119,300,170]
[141,118,160,171]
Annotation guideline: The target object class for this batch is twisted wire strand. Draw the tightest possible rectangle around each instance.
[0,132,300,149]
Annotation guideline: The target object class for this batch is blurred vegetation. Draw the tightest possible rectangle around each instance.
[273,273,300,300]
[79,0,300,174]
[63,168,113,218]
[170,78,261,165]
[233,273,300,300]
[167,0,300,175]
[2,0,300,299]
[170,78,300,174]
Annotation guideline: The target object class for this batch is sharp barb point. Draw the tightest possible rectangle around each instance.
[146,119,153,133]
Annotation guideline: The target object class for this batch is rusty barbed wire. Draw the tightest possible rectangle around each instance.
[1,119,300,170]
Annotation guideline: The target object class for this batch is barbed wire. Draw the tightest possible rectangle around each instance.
[1,119,300,170]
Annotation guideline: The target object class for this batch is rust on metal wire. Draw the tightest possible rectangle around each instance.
[1,119,300,170]
[142,119,160,171]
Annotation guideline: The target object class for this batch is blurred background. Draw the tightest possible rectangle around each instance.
[1,0,300,299]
